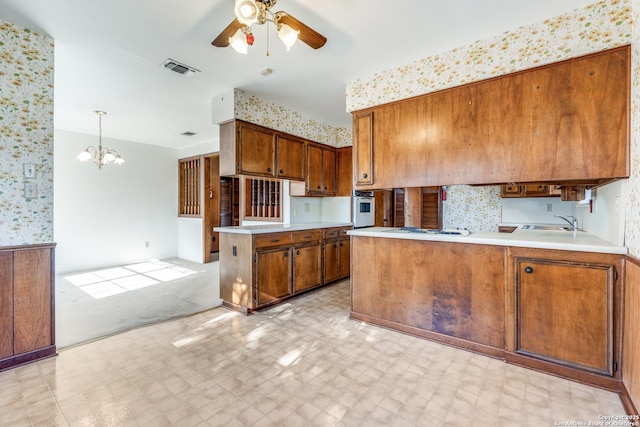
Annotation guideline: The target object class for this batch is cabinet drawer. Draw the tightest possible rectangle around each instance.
[324,227,352,240]
[292,229,321,244]
[323,228,340,239]
[254,232,291,249]
[338,226,352,237]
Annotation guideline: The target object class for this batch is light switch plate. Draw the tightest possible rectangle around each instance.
[24,163,36,178]
[24,182,37,199]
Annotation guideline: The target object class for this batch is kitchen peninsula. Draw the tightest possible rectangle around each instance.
[348,226,626,390]
[216,222,352,314]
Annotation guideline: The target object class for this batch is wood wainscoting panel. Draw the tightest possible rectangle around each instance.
[351,236,506,349]
[13,248,52,355]
[623,257,640,415]
[0,252,13,359]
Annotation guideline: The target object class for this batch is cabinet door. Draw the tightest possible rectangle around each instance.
[256,248,292,306]
[307,144,324,193]
[293,244,322,293]
[516,258,613,374]
[324,241,339,284]
[276,135,305,181]
[337,238,350,279]
[13,248,52,355]
[322,148,336,195]
[237,123,275,177]
[0,252,13,359]
[353,111,373,186]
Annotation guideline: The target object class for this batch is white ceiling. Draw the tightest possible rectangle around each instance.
[0,0,594,150]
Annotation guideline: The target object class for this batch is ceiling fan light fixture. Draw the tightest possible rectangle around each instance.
[229,28,249,54]
[234,0,259,26]
[277,23,299,50]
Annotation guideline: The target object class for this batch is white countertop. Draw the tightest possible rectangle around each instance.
[214,222,353,235]
[347,227,628,255]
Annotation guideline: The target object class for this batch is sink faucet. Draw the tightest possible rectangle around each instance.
[554,215,578,231]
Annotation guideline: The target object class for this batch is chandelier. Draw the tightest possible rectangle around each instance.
[76,110,125,169]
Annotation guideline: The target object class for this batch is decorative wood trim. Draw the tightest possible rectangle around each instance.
[0,345,57,372]
[179,155,203,217]
[620,382,639,416]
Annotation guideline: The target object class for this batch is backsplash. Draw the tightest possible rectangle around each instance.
[443,185,502,233]
[0,20,54,246]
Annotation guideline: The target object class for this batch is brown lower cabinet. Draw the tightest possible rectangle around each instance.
[0,243,56,371]
[323,227,350,284]
[350,236,623,391]
[220,226,351,314]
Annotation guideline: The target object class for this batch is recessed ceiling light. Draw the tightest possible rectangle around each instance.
[261,68,273,77]
[181,131,196,136]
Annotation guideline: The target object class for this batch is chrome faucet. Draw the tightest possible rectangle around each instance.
[554,214,578,231]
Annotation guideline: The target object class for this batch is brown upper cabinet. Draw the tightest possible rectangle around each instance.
[275,135,305,181]
[353,111,373,186]
[220,120,305,181]
[306,143,336,196]
[351,46,630,190]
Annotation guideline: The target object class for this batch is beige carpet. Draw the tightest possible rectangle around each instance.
[55,257,220,348]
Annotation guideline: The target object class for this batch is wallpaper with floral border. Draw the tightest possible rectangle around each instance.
[346,0,640,242]
[0,20,54,246]
[233,89,351,147]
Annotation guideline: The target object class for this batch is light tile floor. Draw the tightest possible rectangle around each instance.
[0,280,627,426]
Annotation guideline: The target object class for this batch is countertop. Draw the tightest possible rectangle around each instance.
[214,222,353,235]
[347,226,628,255]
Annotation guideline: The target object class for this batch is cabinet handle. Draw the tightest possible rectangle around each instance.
[304,235,312,239]
[317,185,321,189]
[524,266,534,274]
[284,252,289,258]
[363,173,368,179]
[279,169,284,174]
[270,239,280,242]
[324,186,327,190]
[267,167,272,172]
[296,250,301,255]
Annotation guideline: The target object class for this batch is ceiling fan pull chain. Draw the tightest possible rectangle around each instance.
[266,18,270,56]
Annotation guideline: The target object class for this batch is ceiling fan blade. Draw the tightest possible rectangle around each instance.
[277,13,327,49]
[212,19,244,47]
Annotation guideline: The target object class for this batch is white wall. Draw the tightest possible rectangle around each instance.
[321,197,352,223]
[54,130,179,274]
[501,197,576,224]
[579,180,627,246]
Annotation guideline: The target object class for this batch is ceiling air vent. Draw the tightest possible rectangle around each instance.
[161,58,200,77]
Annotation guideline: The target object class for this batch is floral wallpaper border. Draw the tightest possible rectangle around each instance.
[233,89,351,148]
[0,19,54,246]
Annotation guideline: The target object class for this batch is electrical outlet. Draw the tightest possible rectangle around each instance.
[546,204,552,212]
[304,203,310,212]
[294,209,299,217]
[24,182,36,198]
[145,241,150,248]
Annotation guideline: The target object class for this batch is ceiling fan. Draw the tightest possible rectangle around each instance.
[212,0,327,54]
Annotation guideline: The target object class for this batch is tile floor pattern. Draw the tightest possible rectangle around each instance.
[0,280,627,426]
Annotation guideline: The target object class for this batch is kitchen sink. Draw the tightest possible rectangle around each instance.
[519,224,579,232]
